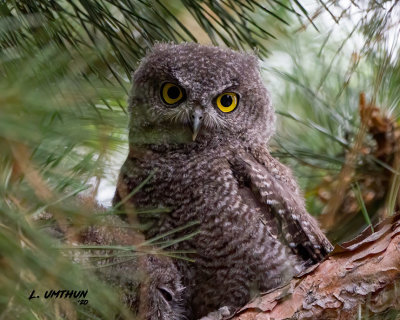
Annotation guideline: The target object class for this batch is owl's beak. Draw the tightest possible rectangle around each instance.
[191,108,203,141]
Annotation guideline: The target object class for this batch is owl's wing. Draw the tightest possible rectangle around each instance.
[230,151,333,264]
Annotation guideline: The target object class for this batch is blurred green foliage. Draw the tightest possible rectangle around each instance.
[265,1,400,241]
[1,0,399,318]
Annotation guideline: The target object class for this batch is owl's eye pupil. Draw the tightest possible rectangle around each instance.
[167,86,180,99]
[220,94,233,108]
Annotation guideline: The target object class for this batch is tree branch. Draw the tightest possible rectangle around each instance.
[232,214,400,319]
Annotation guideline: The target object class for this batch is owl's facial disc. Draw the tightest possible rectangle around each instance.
[156,79,244,143]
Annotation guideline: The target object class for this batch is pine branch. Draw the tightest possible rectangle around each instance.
[232,213,400,319]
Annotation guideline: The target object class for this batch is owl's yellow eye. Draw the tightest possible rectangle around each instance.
[216,92,238,113]
[161,83,184,105]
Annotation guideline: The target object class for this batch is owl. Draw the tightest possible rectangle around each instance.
[114,42,333,319]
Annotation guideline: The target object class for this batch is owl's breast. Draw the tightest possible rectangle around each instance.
[116,146,233,231]
[117,146,273,249]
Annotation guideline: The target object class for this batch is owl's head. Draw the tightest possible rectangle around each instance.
[129,43,275,148]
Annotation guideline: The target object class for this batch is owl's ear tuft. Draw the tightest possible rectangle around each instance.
[238,51,260,75]
[151,41,178,54]
[245,51,260,68]
[151,41,166,52]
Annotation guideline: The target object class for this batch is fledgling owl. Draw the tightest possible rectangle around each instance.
[114,42,333,319]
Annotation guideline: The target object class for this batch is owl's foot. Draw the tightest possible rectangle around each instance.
[199,306,231,320]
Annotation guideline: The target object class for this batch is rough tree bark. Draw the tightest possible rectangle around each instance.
[231,214,400,320]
